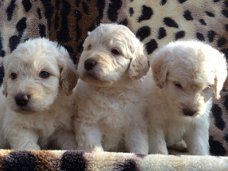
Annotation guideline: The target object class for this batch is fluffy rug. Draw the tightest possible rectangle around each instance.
[0,150,227,171]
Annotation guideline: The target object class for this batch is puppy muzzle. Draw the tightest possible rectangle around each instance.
[84,58,97,71]
[15,93,30,107]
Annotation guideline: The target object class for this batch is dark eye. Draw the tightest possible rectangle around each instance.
[173,81,183,89]
[39,71,50,78]
[203,85,213,92]
[111,48,121,56]
[87,44,92,50]
[207,84,213,89]
[10,73,17,80]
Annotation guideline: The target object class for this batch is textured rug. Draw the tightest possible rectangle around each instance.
[0,0,227,170]
[0,150,228,171]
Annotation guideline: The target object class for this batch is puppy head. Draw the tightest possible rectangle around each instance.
[77,23,149,87]
[3,38,77,114]
[151,40,227,117]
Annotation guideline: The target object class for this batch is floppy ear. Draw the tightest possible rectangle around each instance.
[57,48,78,96]
[60,63,78,96]
[151,52,169,88]
[2,77,8,97]
[213,56,227,99]
[1,57,8,97]
[128,44,149,80]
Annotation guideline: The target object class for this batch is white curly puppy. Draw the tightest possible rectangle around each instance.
[74,23,151,154]
[148,40,227,155]
[0,38,78,150]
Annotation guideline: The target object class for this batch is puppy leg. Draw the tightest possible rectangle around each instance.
[103,130,123,152]
[7,129,40,150]
[0,128,6,149]
[184,125,209,155]
[125,125,149,155]
[148,127,168,154]
[51,129,77,150]
[75,122,103,152]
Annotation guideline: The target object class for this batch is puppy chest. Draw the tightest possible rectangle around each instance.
[164,121,189,145]
[100,100,136,128]
[27,116,68,140]
[33,120,56,138]
[79,93,142,128]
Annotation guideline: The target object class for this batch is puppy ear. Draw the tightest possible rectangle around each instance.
[214,55,227,99]
[1,57,7,96]
[60,64,78,96]
[151,51,168,88]
[128,44,149,80]
[2,77,8,97]
[57,48,78,96]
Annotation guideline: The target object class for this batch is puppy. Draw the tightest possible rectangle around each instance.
[148,40,227,155]
[74,23,151,154]
[0,38,78,150]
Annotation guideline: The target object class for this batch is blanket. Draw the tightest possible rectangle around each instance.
[0,150,227,171]
[0,0,227,170]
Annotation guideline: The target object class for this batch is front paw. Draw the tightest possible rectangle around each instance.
[149,147,168,154]
[188,144,209,155]
[13,143,41,150]
[77,143,103,152]
[149,137,168,154]
[92,146,104,152]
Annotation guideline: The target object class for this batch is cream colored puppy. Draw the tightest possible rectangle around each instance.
[148,40,227,155]
[74,23,151,154]
[0,38,78,150]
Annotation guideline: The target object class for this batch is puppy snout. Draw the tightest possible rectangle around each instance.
[84,58,97,70]
[182,108,197,117]
[15,93,30,107]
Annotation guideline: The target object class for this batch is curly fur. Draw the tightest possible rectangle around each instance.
[0,0,227,157]
[0,38,77,150]
[148,40,227,155]
[74,23,150,154]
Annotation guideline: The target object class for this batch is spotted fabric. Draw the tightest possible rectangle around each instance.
[0,0,227,157]
[0,150,227,171]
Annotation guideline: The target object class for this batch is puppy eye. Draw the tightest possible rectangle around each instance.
[203,85,213,92]
[39,71,50,79]
[10,73,17,80]
[111,48,121,56]
[173,81,183,89]
[207,84,213,89]
[87,44,92,50]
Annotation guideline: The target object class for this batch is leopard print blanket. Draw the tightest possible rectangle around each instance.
[0,0,227,170]
[0,150,227,171]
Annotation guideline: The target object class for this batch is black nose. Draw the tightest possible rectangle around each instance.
[84,58,97,70]
[15,93,30,107]
[183,108,197,116]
